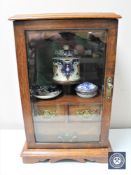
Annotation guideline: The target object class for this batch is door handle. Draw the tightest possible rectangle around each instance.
[106,77,113,99]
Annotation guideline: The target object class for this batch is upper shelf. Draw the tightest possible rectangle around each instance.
[34,94,103,106]
[9,12,121,21]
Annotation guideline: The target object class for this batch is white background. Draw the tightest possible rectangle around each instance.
[0,0,131,129]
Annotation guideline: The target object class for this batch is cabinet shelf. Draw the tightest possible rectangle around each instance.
[34,94,103,106]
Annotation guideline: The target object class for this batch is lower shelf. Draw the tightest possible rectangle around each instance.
[21,141,112,163]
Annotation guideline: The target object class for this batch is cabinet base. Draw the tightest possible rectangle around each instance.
[21,142,111,163]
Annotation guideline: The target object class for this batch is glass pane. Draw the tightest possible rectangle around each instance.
[25,29,107,143]
[33,103,102,142]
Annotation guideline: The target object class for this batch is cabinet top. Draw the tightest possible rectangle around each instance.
[9,12,121,21]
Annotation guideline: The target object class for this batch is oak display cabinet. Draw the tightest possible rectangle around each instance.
[10,13,121,163]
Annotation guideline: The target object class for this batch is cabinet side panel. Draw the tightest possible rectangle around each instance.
[14,22,35,146]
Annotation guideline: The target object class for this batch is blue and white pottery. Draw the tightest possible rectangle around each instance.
[75,82,98,98]
[52,45,80,83]
[76,91,97,98]
[75,82,98,93]
[31,85,62,99]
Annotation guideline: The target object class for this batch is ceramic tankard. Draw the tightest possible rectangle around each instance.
[52,45,80,83]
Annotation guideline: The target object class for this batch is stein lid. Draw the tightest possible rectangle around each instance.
[54,45,78,58]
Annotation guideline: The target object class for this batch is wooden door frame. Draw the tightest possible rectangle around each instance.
[14,19,118,149]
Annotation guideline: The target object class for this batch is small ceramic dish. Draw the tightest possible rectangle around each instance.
[75,82,98,98]
[30,85,62,99]
[75,82,98,93]
[76,91,97,98]
[33,90,62,99]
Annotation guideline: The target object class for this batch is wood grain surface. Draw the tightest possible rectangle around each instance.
[9,12,121,21]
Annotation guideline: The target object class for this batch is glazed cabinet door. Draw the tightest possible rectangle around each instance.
[14,19,118,148]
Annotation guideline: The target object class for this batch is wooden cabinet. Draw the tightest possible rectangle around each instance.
[10,13,121,163]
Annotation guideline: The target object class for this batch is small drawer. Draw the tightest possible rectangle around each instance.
[33,104,67,122]
[69,104,102,122]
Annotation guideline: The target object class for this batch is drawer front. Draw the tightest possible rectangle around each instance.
[33,104,67,122]
[69,104,102,122]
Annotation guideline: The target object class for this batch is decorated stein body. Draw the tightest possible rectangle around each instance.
[52,45,80,83]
